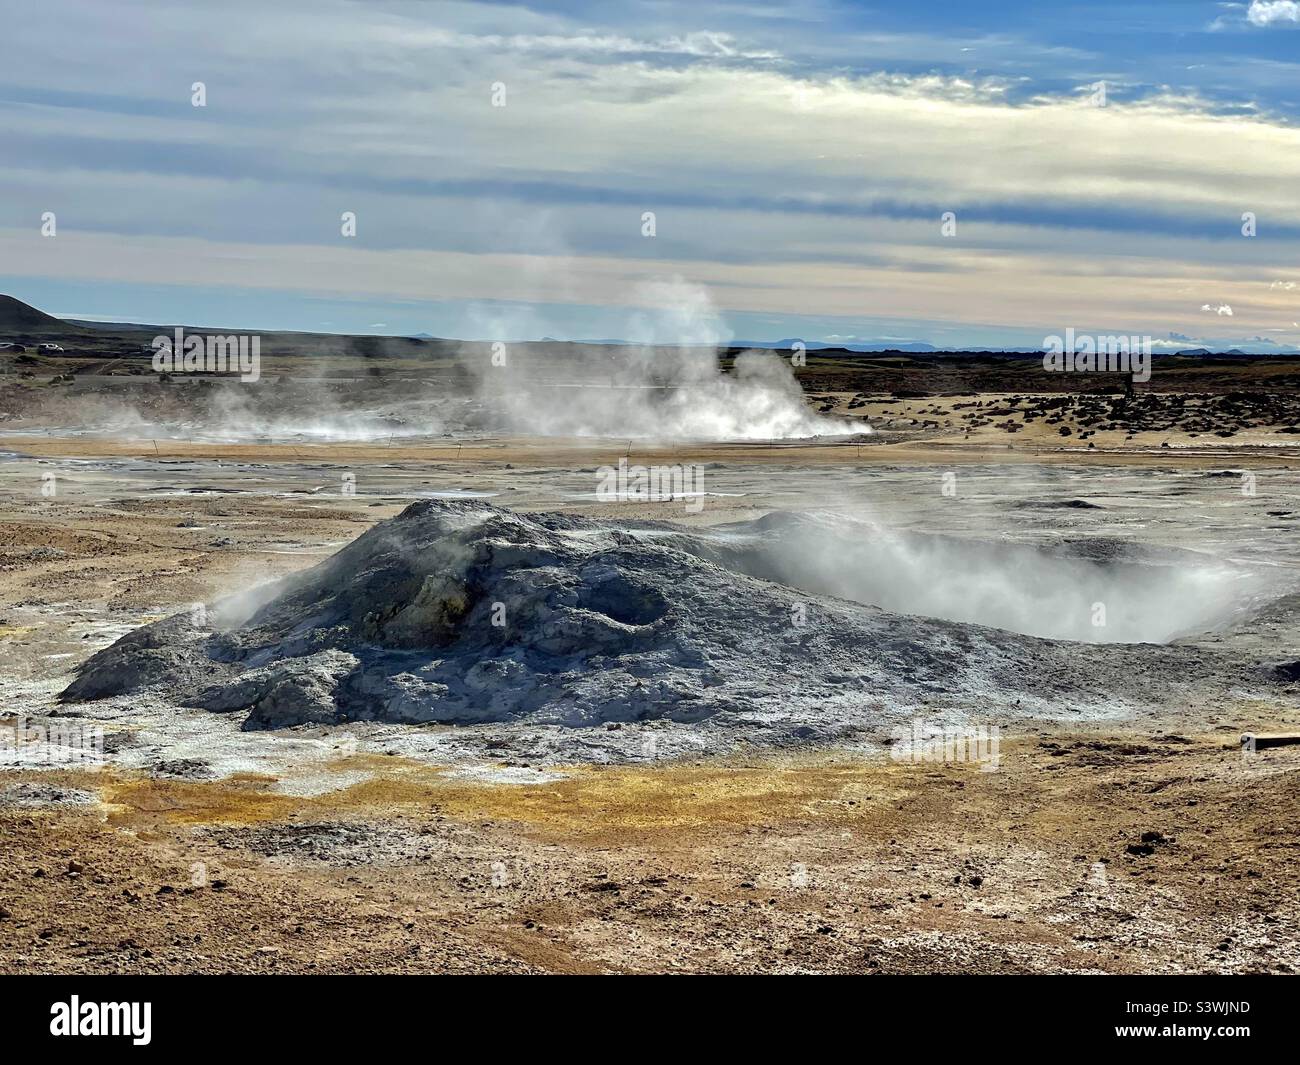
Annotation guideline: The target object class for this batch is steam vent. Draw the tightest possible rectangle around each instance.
[61,500,1286,740]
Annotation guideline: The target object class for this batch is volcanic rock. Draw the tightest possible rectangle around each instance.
[59,500,1245,735]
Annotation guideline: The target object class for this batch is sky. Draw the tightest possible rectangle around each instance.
[1,0,1299,350]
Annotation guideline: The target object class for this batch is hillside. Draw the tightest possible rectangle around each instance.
[0,294,86,336]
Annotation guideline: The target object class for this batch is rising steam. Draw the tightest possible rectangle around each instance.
[701,512,1270,644]
[9,279,856,444]
[465,278,857,441]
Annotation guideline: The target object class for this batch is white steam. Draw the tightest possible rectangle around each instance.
[716,513,1269,644]
[15,279,857,444]
[466,278,858,441]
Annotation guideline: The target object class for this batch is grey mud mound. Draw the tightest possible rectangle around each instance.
[60,500,1256,735]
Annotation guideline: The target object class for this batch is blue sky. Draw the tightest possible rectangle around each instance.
[2,0,1299,349]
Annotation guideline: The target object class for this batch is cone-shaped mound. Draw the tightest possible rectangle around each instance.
[60,500,1237,734]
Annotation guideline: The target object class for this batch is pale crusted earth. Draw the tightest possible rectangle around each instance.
[2,420,1299,974]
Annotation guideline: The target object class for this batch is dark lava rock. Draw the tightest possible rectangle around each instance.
[1266,660,1300,683]
[1013,499,1104,510]
[151,758,217,779]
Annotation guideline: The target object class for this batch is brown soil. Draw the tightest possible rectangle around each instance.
[1,422,1297,974]
[2,733,1296,974]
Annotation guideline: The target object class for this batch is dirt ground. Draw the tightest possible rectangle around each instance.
[3,732,1297,974]
[1,417,1298,974]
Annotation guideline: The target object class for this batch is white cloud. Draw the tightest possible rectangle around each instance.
[7,227,1297,342]
[1248,2,1300,26]
[5,0,1300,341]
[381,26,782,60]
[1202,303,1235,316]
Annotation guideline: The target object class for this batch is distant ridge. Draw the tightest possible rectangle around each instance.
[0,293,77,334]
[2,293,1297,355]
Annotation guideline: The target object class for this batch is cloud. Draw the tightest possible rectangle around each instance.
[1202,303,1235,316]
[1248,2,1300,26]
[5,0,1300,344]
[1212,1,1300,29]
[390,27,782,61]
[9,223,1298,344]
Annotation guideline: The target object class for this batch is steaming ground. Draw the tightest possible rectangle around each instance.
[5,347,856,444]
[7,317,1300,971]
[4,442,1298,769]
[2,431,1299,974]
[476,350,856,440]
[47,499,1288,761]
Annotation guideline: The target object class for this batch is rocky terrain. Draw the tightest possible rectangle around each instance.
[3,296,1299,974]
[57,501,1294,756]
[6,293,1300,448]
[3,729,1298,975]
[853,390,1300,441]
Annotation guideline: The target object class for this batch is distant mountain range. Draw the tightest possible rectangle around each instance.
[2,294,1296,356]
[569,334,1300,356]
[748,337,1300,356]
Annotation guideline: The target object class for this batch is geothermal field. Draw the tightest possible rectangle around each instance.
[2,301,1299,975]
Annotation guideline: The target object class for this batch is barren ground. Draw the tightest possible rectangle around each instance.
[2,397,1298,974]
